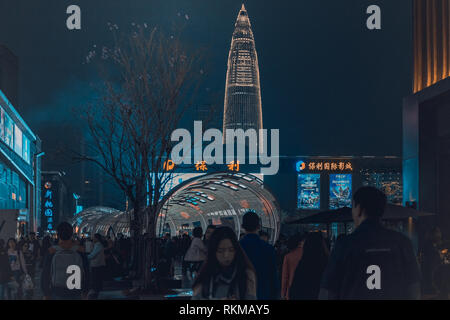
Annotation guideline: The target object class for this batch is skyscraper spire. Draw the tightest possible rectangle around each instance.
[223,4,263,143]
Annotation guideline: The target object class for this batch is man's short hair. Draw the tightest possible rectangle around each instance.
[56,222,74,241]
[193,227,203,238]
[353,186,387,218]
[242,211,260,232]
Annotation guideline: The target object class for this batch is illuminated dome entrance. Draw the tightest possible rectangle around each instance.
[157,172,281,244]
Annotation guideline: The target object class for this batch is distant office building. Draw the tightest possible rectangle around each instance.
[79,136,125,211]
[192,104,222,131]
[0,45,18,107]
[413,0,450,93]
[223,4,263,141]
[0,88,40,235]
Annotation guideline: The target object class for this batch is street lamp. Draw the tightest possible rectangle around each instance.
[33,151,45,234]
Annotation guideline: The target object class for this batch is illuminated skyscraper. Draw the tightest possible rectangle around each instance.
[223,4,263,141]
[413,0,450,93]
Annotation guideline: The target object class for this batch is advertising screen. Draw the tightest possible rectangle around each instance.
[329,174,352,209]
[362,172,402,205]
[297,174,320,209]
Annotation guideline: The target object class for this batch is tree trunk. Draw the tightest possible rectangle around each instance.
[143,207,159,290]
[129,186,145,280]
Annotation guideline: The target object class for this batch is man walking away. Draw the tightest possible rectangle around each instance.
[240,211,279,300]
[319,186,421,300]
[41,222,89,300]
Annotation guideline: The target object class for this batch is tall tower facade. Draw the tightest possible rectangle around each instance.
[223,4,263,141]
[413,0,450,93]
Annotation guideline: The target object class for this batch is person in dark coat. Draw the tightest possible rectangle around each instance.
[320,187,421,300]
[289,232,329,300]
[239,211,279,300]
[0,240,13,299]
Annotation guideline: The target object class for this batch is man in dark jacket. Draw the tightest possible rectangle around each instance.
[240,211,279,300]
[320,186,421,300]
[28,232,41,262]
[41,222,89,300]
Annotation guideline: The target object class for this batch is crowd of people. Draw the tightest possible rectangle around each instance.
[0,226,132,300]
[0,186,448,300]
[160,186,439,300]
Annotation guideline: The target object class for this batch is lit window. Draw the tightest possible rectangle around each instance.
[14,125,22,156]
[22,136,30,164]
[4,113,13,148]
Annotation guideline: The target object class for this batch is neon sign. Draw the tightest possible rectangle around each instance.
[299,161,353,172]
[43,181,54,231]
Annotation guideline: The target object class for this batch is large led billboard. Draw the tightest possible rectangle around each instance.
[329,174,352,209]
[297,174,320,209]
[362,172,402,205]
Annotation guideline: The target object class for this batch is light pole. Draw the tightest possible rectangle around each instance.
[33,151,45,234]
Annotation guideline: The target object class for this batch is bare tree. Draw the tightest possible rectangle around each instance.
[76,23,204,289]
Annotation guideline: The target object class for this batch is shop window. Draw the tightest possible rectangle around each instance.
[4,113,13,148]
[22,135,30,164]
[14,125,22,156]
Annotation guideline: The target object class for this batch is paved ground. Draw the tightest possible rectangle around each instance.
[20,259,189,300]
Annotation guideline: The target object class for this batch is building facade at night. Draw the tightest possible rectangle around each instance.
[404,0,450,240]
[0,89,40,235]
[0,45,19,107]
[413,0,450,93]
[223,4,263,141]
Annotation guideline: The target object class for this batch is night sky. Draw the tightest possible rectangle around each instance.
[0,0,413,208]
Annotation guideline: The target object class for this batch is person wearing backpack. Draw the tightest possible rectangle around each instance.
[40,222,89,300]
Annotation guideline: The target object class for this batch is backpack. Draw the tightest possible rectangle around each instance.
[50,245,84,289]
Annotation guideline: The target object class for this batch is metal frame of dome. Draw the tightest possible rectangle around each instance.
[157,172,281,244]
[69,173,281,244]
[71,206,129,238]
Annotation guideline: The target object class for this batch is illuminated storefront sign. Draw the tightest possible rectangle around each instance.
[297,160,353,172]
[296,161,306,172]
[227,160,240,172]
[163,159,175,171]
[44,181,54,230]
[195,161,208,172]
[42,180,58,232]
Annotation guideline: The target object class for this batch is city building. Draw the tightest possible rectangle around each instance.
[223,4,263,141]
[0,45,19,107]
[0,88,40,235]
[404,0,450,239]
[413,0,450,93]
[79,136,126,210]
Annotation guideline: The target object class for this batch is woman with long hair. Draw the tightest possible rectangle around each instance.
[289,232,329,300]
[6,238,28,299]
[192,226,256,300]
